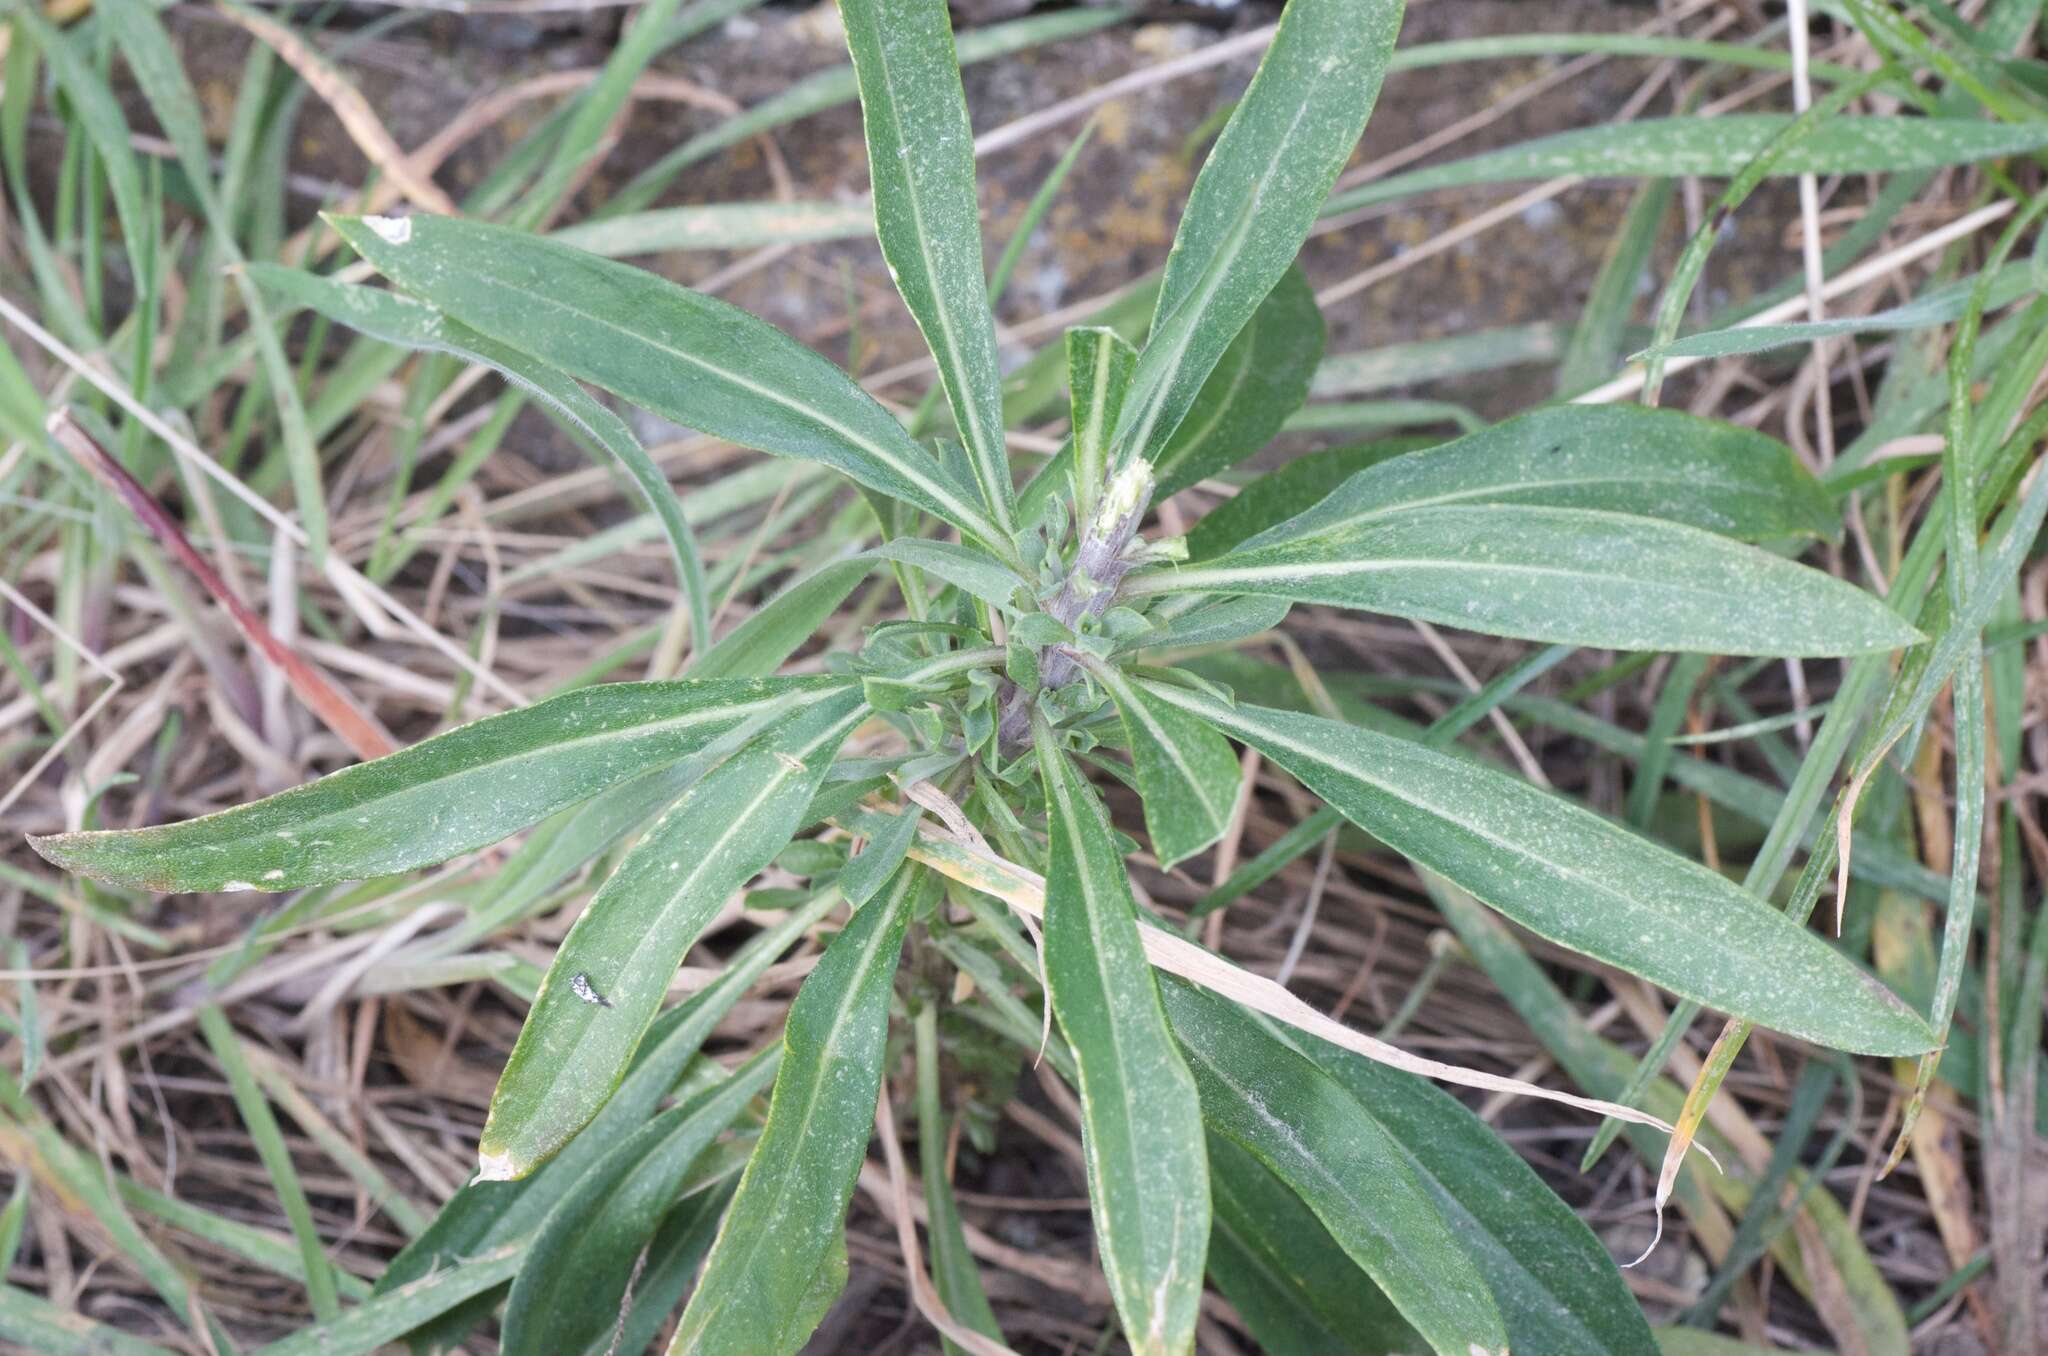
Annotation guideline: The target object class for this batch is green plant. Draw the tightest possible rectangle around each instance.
[26,0,2048,1352]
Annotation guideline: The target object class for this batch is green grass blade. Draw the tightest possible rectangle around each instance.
[0,1284,179,1356]
[841,0,1015,529]
[1143,683,1936,1057]
[1140,504,1919,657]
[250,1247,523,1356]
[1116,0,1401,465]
[1162,978,1507,1356]
[33,678,842,892]
[1640,261,2037,361]
[1037,730,1209,1355]
[1325,115,2048,214]
[914,1005,1004,1352]
[196,1005,341,1320]
[481,691,864,1177]
[327,213,1015,563]
[1558,176,1674,393]
[671,866,920,1353]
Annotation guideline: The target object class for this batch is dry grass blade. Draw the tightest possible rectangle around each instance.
[881,805,1693,1143]
[46,410,396,762]
[218,1,460,217]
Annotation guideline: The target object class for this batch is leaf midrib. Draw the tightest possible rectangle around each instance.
[1150,686,1886,1019]
[860,16,1009,526]
[1049,758,1184,1339]
[1124,70,1323,459]
[420,241,999,546]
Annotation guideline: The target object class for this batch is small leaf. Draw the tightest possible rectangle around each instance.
[32,679,846,893]
[1162,978,1508,1356]
[841,0,1015,527]
[1119,595,1292,655]
[1037,738,1209,1356]
[325,213,1010,556]
[480,692,866,1177]
[1245,405,1839,546]
[1152,266,1325,496]
[839,803,925,906]
[863,539,1027,611]
[1068,325,1139,516]
[1136,505,1922,657]
[1087,661,1241,868]
[671,866,921,1353]
[1145,683,1936,1057]
[1116,0,1400,464]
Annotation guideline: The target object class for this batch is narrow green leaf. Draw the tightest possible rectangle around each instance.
[1326,116,2048,215]
[841,0,1014,528]
[1137,505,1921,657]
[552,200,874,256]
[1116,0,1401,464]
[693,557,871,679]
[1161,979,1507,1356]
[1144,684,1934,1056]
[604,5,1128,216]
[480,691,865,1176]
[1186,439,1433,559]
[1297,1041,1660,1355]
[1087,660,1240,869]
[0,1284,180,1356]
[371,895,839,1352]
[671,866,920,1353]
[1558,176,1674,394]
[915,1006,1004,1353]
[1036,734,1209,1355]
[82,0,326,563]
[1068,325,1139,518]
[501,1047,782,1356]
[1206,1133,1421,1356]
[32,678,843,893]
[1151,265,1325,495]
[863,539,1027,610]
[249,1247,523,1356]
[326,213,1011,558]
[247,263,711,654]
[1246,405,1838,546]
[1116,594,1293,655]
[196,1006,341,1320]
[1640,260,2036,362]
[840,803,925,907]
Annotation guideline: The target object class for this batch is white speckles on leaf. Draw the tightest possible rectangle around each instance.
[363,213,412,245]
[474,1147,520,1183]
